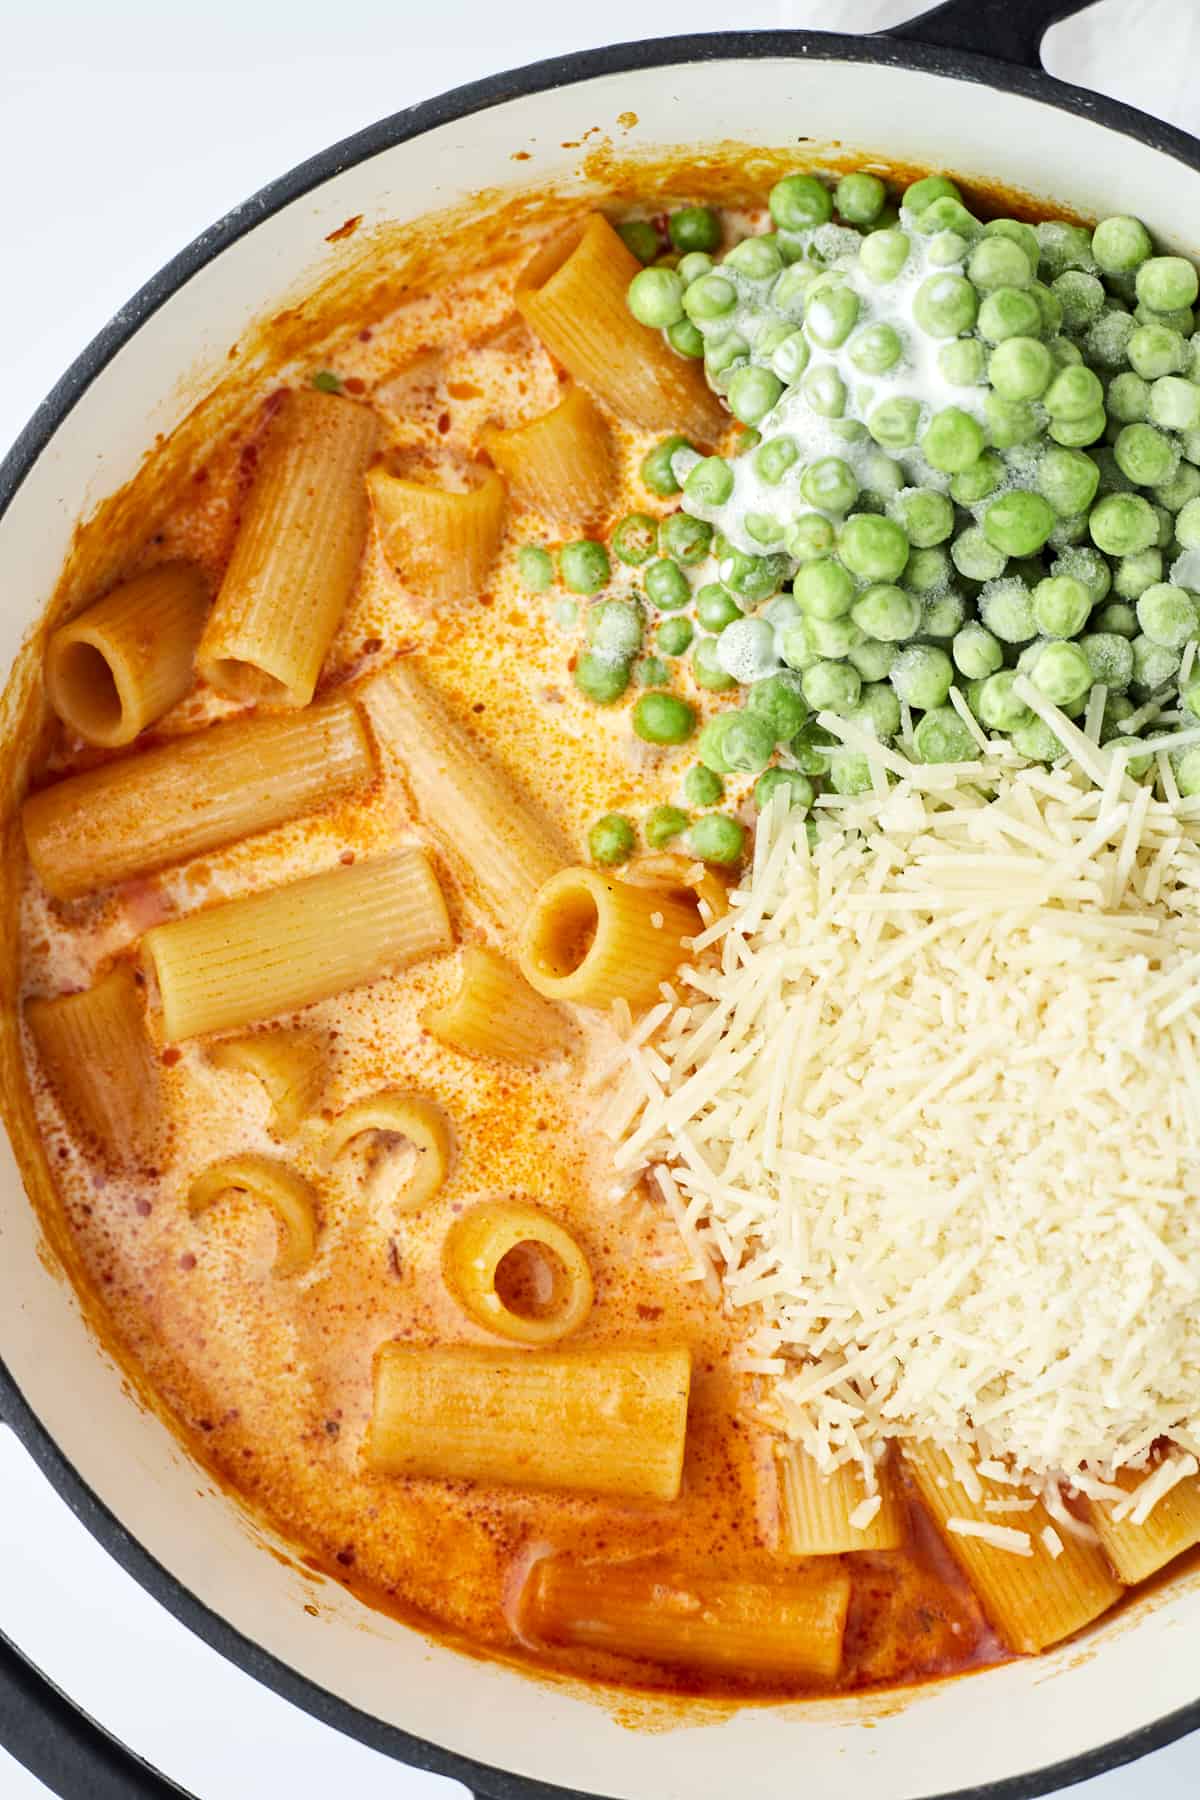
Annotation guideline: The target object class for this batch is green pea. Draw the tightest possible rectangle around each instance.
[657,616,694,657]
[641,435,693,497]
[922,406,986,474]
[645,558,691,611]
[834,170,887,224]
[849,583,920,642]
[669,206,720,253]
[903,546,952,595]
[902,174,961,213]
[1092,214,1153,274]
[939,338,988,388]
[868,395,922,449]
[1128,324,1186,380]
[627,267,685,330]
[632,691,696,745]
[890,487,954,549]
[750,436,797,486]
[1011,715,1065,762]
[1052,545,1112,604]
[576,650,633,704]
[610,512,658,566]
[1148,375,1200,433]
[1136,582,1199,648]
[1085,308,1137,369]
[953,620,1004,679]
[950,452,1005,505]
[769,330,811,385]
[983,491,1056,556]
[1183,675,1200,721]
[913,271,978,336]
[887,643,952,711]
[1030,280,1065,335]
[802,365,847,418]
[828,750,879,795]
[1048,408,1106,448]
[659,513,712,566]
[1051,269,1105,329]
[952,525,1008,583]
[978,669,1034,731]
[927,229,969,268]
[1097,593,1145,630]
[800,456,859,515]
[786,719,834,775]
[517,544,554,592]
[769,173,833,230]
[805,613,861,660]
[747,670,809,740]
[1044,363,1105,420]
[801,659,861,714]
[977,286,1042,344]
[1035,219,1095,277]
[1028,639,1092,706]
[726,364,783,427]
[705,331,749,387]
[1154,462,1200,512]
[722,549,788,604]
[1114,422,1178,488]
[753,768,815,813]
[985,392,1041,448]
[803,284,859,353]
[784,513,837,561]
[920,590,966,640]
[589,813,635,864]
[988,336,1053,401]
[640,804,687,850]
[1136,300,1196,335]
[702,709,775,774]
[695,584,741,632]
[848,637,897,682]
[913,195,979,240]
[978,576,1037,643]
[1079,631,1134,691]
[683,456,734,511]
[1036,446,1101,517]
[968,235,1034,291]
[677,251,715,286]
[1177,496,1200,548]
[847,321,903,377]
[1033,573,1091,638]
[913,705,975,763]
[617,219,659,264]
[587,597,644,658]
[1107,372,1151,422]
[794,557,854,620]
[1137,255,1200,313]
[559,539,611,596]
[848,681,902,739]
[858,226,911,285]
[1131,633,1181,691]
[686,812,745,865]
[837,513,908,582]
[985,217,1041,265]
[683,273,737,327]
[683,764,723,807]
[666,317,704,357]
[1104,733,1154,777]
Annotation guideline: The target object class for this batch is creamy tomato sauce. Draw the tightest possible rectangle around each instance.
[15,212,1004,1701]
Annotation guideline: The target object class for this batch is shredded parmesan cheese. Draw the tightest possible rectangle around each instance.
[612,711,1200,1500]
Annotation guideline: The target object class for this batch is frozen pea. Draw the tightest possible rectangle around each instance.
[657,615,694,657]
[914,195,979,239]
[903,546,952,594]
[1085,308,1137,369]
[785,513,838,561]
[1149,375,1200,432]
[1012,715,1066,762]
[985,217,1040,263]
[751,437,799,488]
[978,577,1037,643]
[802,659,862,713]
[744,510,785,547]
[1051,269,1105,329]
[969,235,1034,290]
[1131,634,1182,691]
[861,450,907,502]
[769,173,834,231]
[574,653,631,704]
[913,271,978,335]
[1154,461,1200,512]
[727,363,784,426]
[1044,363,1105,420]
[835,170,887,225]
[697,708,774,774]
[696,585,742,632]
[587,596,644,658]
[683,272,737,324]
[1182,674,1200,720]
[1137,582,1199,648]
[517,544,554,591]
[644,804,689,849]
[753,767,815,814]
[903,174,961,213]
[1136,255,1200,314]
[747,669,809,740]
[850,583,922,641]
[868,396,922,450]
[1089,491,1159,556]
[928,229,969,267]
[802,365,847,418]
[692,637,737,691]
[1049,409,1106,448]
[985,392,1041,448]
[1036,446,1101,517]
[705,331,749,386]
[1033,573,1091,638]
[1135,301,1196,335]
[939,338,988,386]
[950,452,1005,505]
[716,616,779,681]
[771,330,811,383]
[659,513,712,566]
[889,643,953,709]
[1030,639,1092,705]
[859,227,911,284]
[978,669,1035,731]
[790,719,838,775]
[848,637,897,682]
[921,589,966,639]
[978,286,1042,343]
[1154,501,1175,548]
[848,321,904,375]
[686,812,746,865]
[922,406,986,473]
[1036,219,1097,277]
[795,557,856,620]
[839,512,910,581]
[805,282,860,349]
[676,250,715,285]
[953,620,1005,679]
[806,614,862,659]
[1105,734,1155,777]
[724,235,783,282]
[1177,496,1200,548]
[1174,749,1200,797]
[849,681,902,738]
[1114,549,1167,603]
[989,335,1053,400]
[983,490,1056,556]
[1114,422,1179,487]
[627,266,686,329]
[952,525,1008,583]
[1052,545,1112,604]
[801,456,859,514]
[1079,631,1134,691]
[1049,513,1090,548]
[1128,323,1187,378]
[914,705,976,763]
[828,751,878,795]
[722,549,789,604]
[890,487,954,547]
[617,220,659,265]
[1094,597,1142,633]
[1107,372,1151,422]
[589,813,636,864]
[685,456,734,508]
[1092,214,1153,274]
[683,763,723,806]
[1029,280,1064,335]
[1049,335,1084,367]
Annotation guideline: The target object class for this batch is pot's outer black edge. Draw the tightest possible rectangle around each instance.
[1,20,1200,1800]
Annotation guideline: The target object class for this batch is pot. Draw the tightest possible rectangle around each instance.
[2,3,1199,1796]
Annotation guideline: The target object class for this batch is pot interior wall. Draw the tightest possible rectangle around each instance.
[1,46,1199,1800]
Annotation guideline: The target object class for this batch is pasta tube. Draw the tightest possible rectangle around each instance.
[143,848,451,1040]
[423,946,570,1062]
[480,385,614,530]
[22,696,374,901]
[523,1557,850,1685]
[25,964,162,1170]
[209,1029,326,1137]
[45,563,209,748]
[904,1444,1122,1654]
[368,464,505,603]
[188,1153,318,1275]
[777,1446,905,1555]
[515,214,725,443]
[518,867,700,1009]
[369,1344,691,1500]
[198,389,379,707]
[1083,1463,1200,1583]
[323,1089,454,1214]
[442,1200,593,1345]
[364,657,569,937]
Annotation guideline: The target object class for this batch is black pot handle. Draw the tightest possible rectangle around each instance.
[0,1628,192,1799]
[885,0,1102,70]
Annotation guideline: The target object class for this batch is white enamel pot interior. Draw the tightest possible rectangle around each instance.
[2,28,1200,1800]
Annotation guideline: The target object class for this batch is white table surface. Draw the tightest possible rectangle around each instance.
[2,1,1200,1794]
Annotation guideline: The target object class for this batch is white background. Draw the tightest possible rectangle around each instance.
[3,1,1200,1795]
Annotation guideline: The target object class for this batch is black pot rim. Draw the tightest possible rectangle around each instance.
[2,24,1200,1800]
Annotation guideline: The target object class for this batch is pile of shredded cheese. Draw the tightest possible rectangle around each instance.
[606,686,1200,1514]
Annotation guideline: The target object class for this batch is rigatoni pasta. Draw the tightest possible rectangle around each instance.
[25,964,162,1170]
[423,946,570,1062]
[442,1200,593,1344]
[368,464,505,603]
[523,1558,850,1684]
[518,866,700,1009]
[369,1344,691,1500]
[515,214,725,443]
[209,1029,327,1138]
[142,849,451,1040]
[45,563,209,748]
[480,385,614,530]
[1083,1464,1200,1583]
[777,1447,905,1556]
[323,1090,454,1214]
[188,1154,318,1275]
[364,657,568,937]
[198,389,379,707]
[22,696,374,900]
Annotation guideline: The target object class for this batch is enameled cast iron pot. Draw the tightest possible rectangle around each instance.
[2,3,1199,1795]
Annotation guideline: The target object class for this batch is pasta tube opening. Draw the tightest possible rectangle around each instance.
[518,867,700,1010]
[25,963,163,1171]
[442,1199,593,1345]
[188,1153,318,1276]
[324,1089,454,1214]
[45,563,210,748]
[423,946,571,1063]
